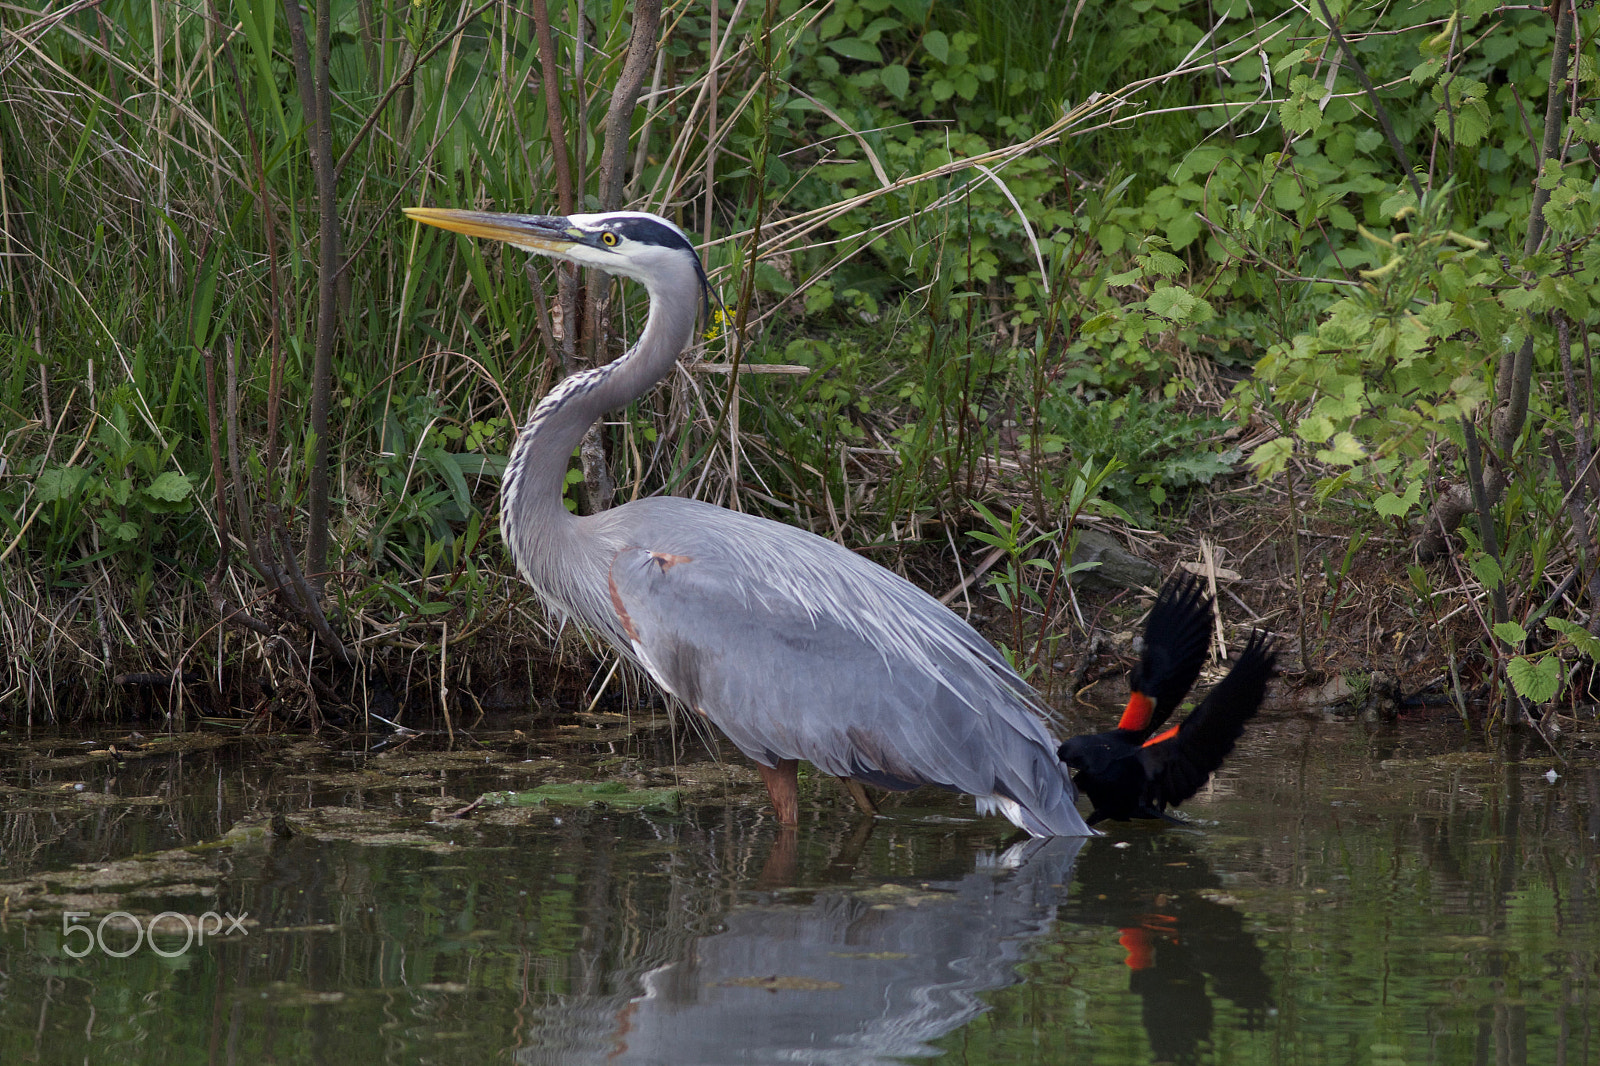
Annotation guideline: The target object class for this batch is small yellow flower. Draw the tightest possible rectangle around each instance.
[704,307,733,341]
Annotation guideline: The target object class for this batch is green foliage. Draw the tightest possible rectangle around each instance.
[22,391,202,589]
[1035,393,1235,522]
[966,456,1126,673]
[1546,617,1600,662]
[1246,186,1507,492]
[365,393,507,576]
[1506,653,1560,704]
[967,501,1061,677]
[2,0,1598,706]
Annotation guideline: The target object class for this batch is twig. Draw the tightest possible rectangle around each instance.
[1312,0,1424,202]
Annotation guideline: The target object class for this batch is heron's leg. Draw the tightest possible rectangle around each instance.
[838,777,878,816]
[756,759,799,825]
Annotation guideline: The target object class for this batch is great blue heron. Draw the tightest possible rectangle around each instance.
[405,206,1094,835]
[1059,577,1275,824]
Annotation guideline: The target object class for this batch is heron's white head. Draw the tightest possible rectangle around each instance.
[404,207,709,304]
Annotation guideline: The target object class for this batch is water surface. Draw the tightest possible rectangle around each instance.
[0,712,1593,1064]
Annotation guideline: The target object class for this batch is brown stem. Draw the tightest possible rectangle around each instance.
[283,0,342,586]
[203,348,231,574]
[1523,0,1575,260]
[1462,416,1510,632]
[597,0,661,210]
[224,337,259,572]
[576,1,663,511]
[1314,0,1423,203]
[531,0,575,214]
[1285,459,1310,673]
[1556,312,1596,500]
[527,0,608,511]
[1547,437,1600,630]
[1494,0,1577,439]
[703,0,720,246]
[267,504,352,667]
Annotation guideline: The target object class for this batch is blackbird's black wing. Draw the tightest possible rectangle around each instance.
[1140,630,1276,810]
[1121,574,1214,736]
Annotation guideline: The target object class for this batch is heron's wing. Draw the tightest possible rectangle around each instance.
[601,506,1081,830]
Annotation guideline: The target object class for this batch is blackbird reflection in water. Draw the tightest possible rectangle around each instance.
[1062,830,1275,1064]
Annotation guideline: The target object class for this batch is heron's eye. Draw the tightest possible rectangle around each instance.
[600,231,619,247]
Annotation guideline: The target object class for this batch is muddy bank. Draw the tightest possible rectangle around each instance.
[5,482,1596,742]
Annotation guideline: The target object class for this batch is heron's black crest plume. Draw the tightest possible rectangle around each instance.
[591,213,714,321]
[609,215,697,250]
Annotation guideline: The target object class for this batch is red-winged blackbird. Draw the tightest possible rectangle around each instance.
[1060,574,1276,824]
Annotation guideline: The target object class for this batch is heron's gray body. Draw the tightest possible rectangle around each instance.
[406,206,1092,836]
[593,497,1084,835]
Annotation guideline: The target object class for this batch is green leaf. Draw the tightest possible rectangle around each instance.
[880,63,909,99]
[1373,480,1422,518]
[1096,224,1126,256]
[1353,129,1385,154]
[1493,620,1528,645]
[860,16,902,44]
[1410,57,1443,84]
[1506,655,1560,703]
[425,447,474,519]
[827,37,881,63]
[34,466,92,503]
[1165,213,1200,251]
[922,29,949,63]
[1145,286,1212,323]
[1077,310,1119,336]
[144,471,194,502]
[1435,98,1489,147]
[450,452,508,480]
[190,248,221,350]
[1139,250,1185,278]
[1313,381,1365,421]
[1314,431,1365,467]
[1248,437,1294,480]
[1470,553,1503,589]
[1545,617,1600,661]
[1378,187,1419,218]
[1146,287,1196,320]
[1279,75,1323,135]
[1298,414,1335,444]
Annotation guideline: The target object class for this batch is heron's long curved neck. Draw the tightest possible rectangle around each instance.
[504,270,700,552]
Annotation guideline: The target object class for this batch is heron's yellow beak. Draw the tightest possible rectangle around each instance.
[403,207,581,255]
